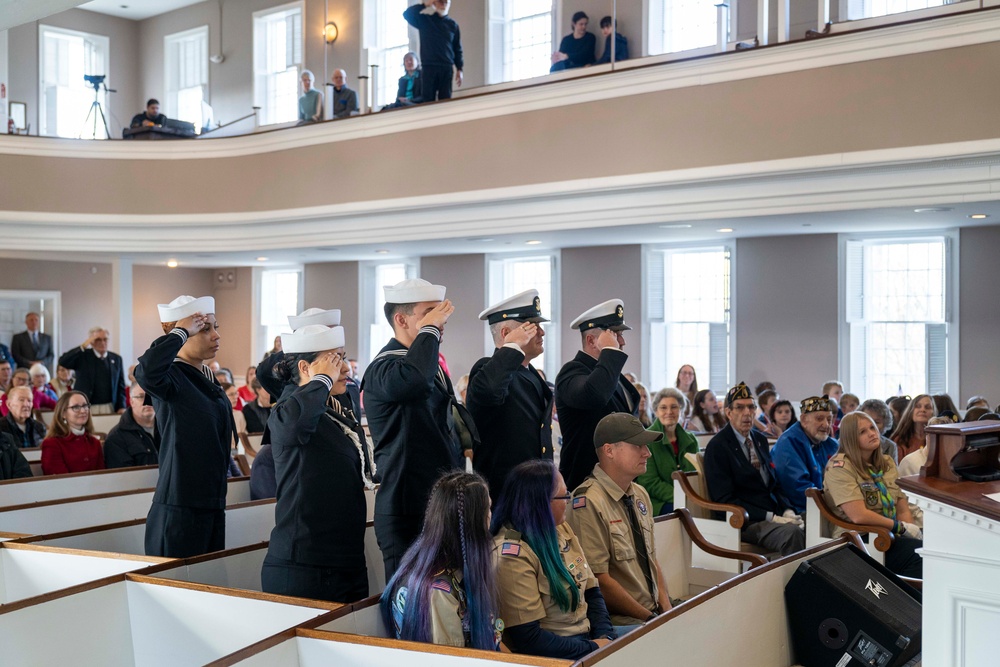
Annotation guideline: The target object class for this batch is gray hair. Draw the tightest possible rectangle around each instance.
[301,69,315,82]
[29,363,50,383]
[488,321,507,346]
[859,398,893,432]
[653,387,687,409]
[88,326,108,337]
[7,385,32,401]
[404,51,420,68]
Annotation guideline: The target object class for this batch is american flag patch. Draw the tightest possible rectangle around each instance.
[572,497,587,509]
[431,579,452,593]
[501,542,521,557]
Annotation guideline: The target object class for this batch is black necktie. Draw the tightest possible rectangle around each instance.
[622,495,657,604]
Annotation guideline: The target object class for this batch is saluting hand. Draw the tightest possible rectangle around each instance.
[310,351,345,380]
[176,313,207,337]
[416,299,454,331]
[596,329,621,351]
[503,322,537,348]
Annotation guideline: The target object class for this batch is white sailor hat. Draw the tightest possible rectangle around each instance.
[288,307,341,329]
[281,324,346,354]
[384,278,446,304]
[570,298,630,331]
[478,289,549,325]
[157,295,215,323]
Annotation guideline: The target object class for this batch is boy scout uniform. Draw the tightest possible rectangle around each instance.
[566,464,659,625]
[495,521,598,636]
[823,452,907,537]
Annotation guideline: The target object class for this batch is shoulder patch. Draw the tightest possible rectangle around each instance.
[501,542,521,557]
[636,499,648,516]
[832,460,845,468]
[572,496,587,509]
[430,578,452,593]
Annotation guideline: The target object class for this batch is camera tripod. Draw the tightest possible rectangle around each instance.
[80,85,111,140]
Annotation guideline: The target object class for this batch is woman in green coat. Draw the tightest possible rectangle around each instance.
[637,387,698,515]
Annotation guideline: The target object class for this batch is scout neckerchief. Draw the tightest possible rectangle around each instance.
[867,468,896,520]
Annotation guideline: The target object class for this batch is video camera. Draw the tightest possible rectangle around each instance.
[84,74,106,91]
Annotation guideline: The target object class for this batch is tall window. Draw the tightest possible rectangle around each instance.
[260,268,303,357]
[648,0,718,56]
[487,253,559,378]
[39,25,109,139]
[365,0,412,108]
[361,261,418,364]
[487,0,553,84]
[843,0,950,21]
[253,2,303,126]
[165,26,208,132]
[844,237,953,399]
[647,247,732,393]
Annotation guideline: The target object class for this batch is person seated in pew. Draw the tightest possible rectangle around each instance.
[636,388,697,515]
[381,471,503,651]
[551,12,596,72]
[261,324,376,604]
[222,383,247,434]
[594,16,628,65]
[238,366,257,404]
[766,398,797,438]
[52,364,75,397]
[492,460,616,659]
[0,358,12,393]
[103,383,160,469]
[703,382,805,557]
[41,391,104,475]
[0,386,47,448]
[1,368,57,416]
[130,98,167,128]
[0,427,31,479]
[823,412,922,578]
[241,378,271,434]
[249,443,275,500]
[30,363,59,404]
[567,413,672,627]
[770,395,839,516]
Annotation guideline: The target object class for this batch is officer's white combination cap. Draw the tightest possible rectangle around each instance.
[569,298,631,331]
[384,278,446,304]
[478,289,548,324]
[282,324,345,354]
[288,307,341,329]
[158,295,215,323]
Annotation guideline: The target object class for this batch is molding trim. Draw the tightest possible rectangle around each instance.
[1,9,999,161]
[913,495,1000,535]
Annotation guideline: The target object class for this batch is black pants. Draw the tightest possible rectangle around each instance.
[374,513,423,583]
[261,554,369,603]
[885,535,922,579]
[742,519,805,557]
[144,502,225,558]
[421,65,453,101]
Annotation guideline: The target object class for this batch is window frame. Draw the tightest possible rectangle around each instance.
[37,24,110,139]
[254,265,305,362]
[358,258,420,365]
[837,229,960,399]
[487,0,556,85]
[252,0,305,127]
[163,25,209,131]
[363,0,418,109]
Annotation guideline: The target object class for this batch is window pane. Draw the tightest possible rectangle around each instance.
[368,263,409,363]
[845,0,948,21]
[254,5,302,125]
[490,255,555,376]
[660,0,718,54]
[867,323,926,398]
[40,28,108,139]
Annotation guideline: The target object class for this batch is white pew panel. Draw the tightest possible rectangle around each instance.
[0,466,159,508]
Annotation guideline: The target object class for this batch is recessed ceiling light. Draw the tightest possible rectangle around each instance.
[717,228,734,233]
[913,207,952,213]
[658,224,693,229]
[375,249,389,254]
[256,256,268,261]
[166,260,178,268]
[969,214,990,219]
[525,240,542,245]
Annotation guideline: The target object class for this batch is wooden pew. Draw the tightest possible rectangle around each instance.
[0,541,166,606]
[0,465,159,508]
[0,575,340,666]
[18,447,41,477]
[804,487,891,565]
[90,413,123,434]
[0,477,250,536]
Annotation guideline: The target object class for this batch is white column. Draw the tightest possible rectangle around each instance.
[818,0,830,31]
[777,0,790,42]
[715,4,730,53]
[757,0,769,45]
[112,259,134,368]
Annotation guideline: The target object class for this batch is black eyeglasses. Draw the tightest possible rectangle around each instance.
[67,404,91,412]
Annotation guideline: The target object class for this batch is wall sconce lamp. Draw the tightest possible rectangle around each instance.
[325,22,339,44]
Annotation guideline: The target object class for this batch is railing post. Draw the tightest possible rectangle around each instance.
[715,3,730,52]
[369,64,380,113]
[818,0,830,32]
[777,0,790,42]
[757,0,769,45]
[357,74,370,115]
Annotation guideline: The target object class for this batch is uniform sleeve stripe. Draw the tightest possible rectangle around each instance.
[419,326,442,341]
[170,328,189,344]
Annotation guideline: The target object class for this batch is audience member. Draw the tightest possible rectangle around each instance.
[771,396,839,515]
[11,311,54,369]
[931,393,958,417]
[130,98,166,128]
[241,379,271,433]
[704,382,804,557]
[754,389,778,433]
[889,394,936,460]
[0,339,13,371]
[298,69,323,123]
[754,381,776,396]
[104,383,160,469]
[58,326,127,414]
[633,382,652,427]
[330,69,359,119]
[674,364,697,404]
[637,388,697,515]
[41,391,104,475]
[687,388,726,433]
[898,414,954,479]
[404,0,464,101]
[381,471,501,651]
[222,383,247,435]
[567,413,672,625]
[839,392,860,415]
[556,299,640,491]
[493,460,615,658]
[966,395,990,411]
[393,52,423,106]
[0,427,30,479]
[1,367,56,415]
[767,399,797,437]
[52,365,74,396]
[859,398,898,462]
[823,412,922,578]
[238,366,257,403]
[0,359,11,393]
[29,363,58,403]
[822,381,844,404]
[363,279,459,581]
[595,17,628,65]
[466,290,552,501]
[551,12,596,72]
[249,443,275,500]
[887,395,911,429]
[0,386,46,448]
[263,335,282,359]
[454,373,470,404]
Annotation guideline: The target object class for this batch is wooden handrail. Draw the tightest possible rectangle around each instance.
[805,488,894,553]
[670,507,767,569]
[672,470,750,530]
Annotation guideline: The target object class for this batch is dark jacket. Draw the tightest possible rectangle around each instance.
[466,346,553,500]
[703,424,793,523]
[0,431,31,480]
[362,330,461,517]
[396,70,423,104]
[267,379,373,567]
[249,443,276,500]
[556,349,639,491]
[11,330,54,368]
[103,407,160,469]
[596,32,629,65]
[241,400,271,434]
[135,331,232,509]
[130,111,167,127]
[403,4,463,70]
[58,346,128,411]
[0,413,45,449]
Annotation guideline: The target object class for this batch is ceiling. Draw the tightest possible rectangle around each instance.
[0,0,90,30]
[78,0,204,21]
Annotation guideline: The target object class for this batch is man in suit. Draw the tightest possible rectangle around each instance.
[703,382,805,556]
[556,299,640,491]
[58,326,127,414]
[466,289,553,500]
[11,312,54,370]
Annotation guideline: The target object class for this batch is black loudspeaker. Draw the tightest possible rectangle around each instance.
[784,544,921,667]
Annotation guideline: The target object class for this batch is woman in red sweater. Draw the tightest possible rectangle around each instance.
[41,391,104,475]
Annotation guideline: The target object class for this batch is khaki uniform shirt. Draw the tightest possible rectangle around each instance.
[566,464,659,625]
[428,570,466,648]
[823,453,908,538]
[494,521,597,636]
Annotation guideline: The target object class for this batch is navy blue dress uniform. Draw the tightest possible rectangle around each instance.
[362,279,462,580]
[556,300,640,491]
[58,344,128,412]
[467,289,553,500]
[261,324,377,603]
[136,295,233,558]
